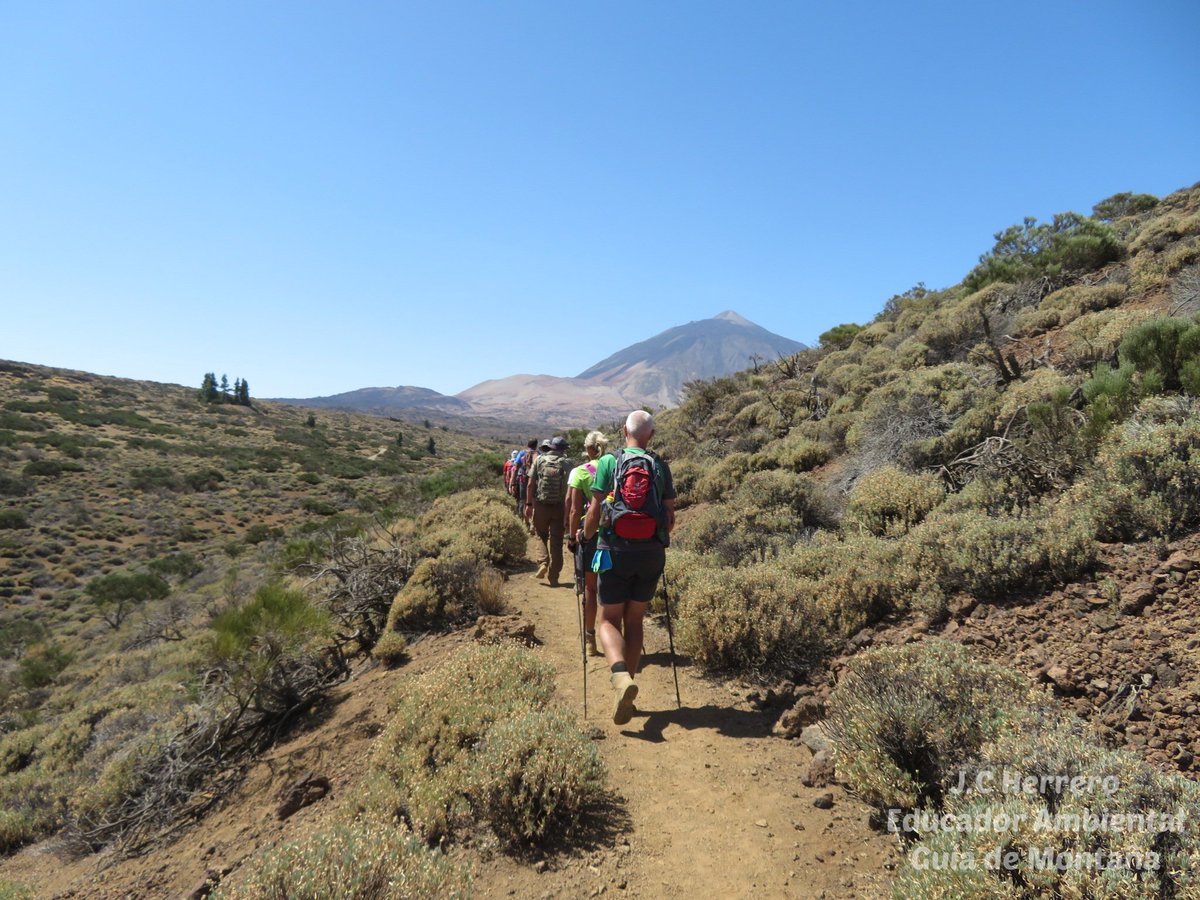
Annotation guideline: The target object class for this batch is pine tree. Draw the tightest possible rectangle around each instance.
[427,436,436,455]
[396,432,403,447]
[238,379,251,406]
[198,373,217,402]
[220,375,230,399]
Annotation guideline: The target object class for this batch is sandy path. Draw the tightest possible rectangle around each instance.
[476,538,899,899]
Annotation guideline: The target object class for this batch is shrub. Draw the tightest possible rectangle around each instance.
[17,642,73,689]
[1013,283,1128,334]
[1128,210,1200,256]
[208,583,334,734]
[0,767,64,853]
[1119,316,1200,394]
[0,475,31,497]
[468,707,604,846]
[0,510,29,530]
[1058,306,1158,368]
[692,451,761,502]
[23,459,81,478]
[677,562,825,680]
[243,523,281,544]
[963,213,1122,293]
[781,534,909,636]
[825,641,1040,814]
[674,506,754,565]
[818,322,863,349]
[1092,190,1159,222]
[845,467,945,536]
[1084,404,1200,537]
[183,468,225,491]
[371,630,408,666]
[419,451,506,500]
[216,820,469,899]
[764,434,832,472]
[85,572,170,629]
[300,497,338,516]
[416,490,526,566]
[894,718,1200,899]
[385,556,499,632]
[369,643,600,848]
[476,567,507,615]
[898,505,1095,615]
[128,465,180,491]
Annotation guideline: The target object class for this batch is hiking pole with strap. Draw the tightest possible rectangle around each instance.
[573,540,588,719]
[660,570,682,709]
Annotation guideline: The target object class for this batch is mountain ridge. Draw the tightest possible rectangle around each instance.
[275,311,806,423]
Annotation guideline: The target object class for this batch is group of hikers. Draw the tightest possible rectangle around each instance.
[502,410,676,725]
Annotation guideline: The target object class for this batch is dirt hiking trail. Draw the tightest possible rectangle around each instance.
[0,535,899,898]
[474,536,899,899]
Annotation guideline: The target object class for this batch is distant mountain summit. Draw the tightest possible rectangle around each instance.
[277,311,804,426]
[575,310,806,409]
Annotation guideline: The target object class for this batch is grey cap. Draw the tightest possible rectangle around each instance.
[538,438,551,450]
[550,436,568,451]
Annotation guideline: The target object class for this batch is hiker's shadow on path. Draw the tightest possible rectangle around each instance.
[622,704,772,743]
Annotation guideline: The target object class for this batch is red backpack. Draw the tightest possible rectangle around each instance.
[608,450,666,542]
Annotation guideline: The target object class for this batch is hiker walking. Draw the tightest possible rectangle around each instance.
[503,450,518,497]
[582,410,675,725]
[526,436,570,586]
[513,439,537,522]
[566,430,609,657]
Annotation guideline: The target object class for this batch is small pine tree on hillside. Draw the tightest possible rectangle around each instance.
[427,436,437,455]
[198,373,219,403]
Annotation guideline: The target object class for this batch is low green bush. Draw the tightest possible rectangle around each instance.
[216,819,469,899]
[468,706,604,846]
[845,467,945,536]
[0,476,32,498]
[415,489,525,566]
[385,555,501,632]
[677,561,825,680]
[1119,316,1200,395]
[963,213,1122,293]
[0,510,29,530]
[23,459,81,478]
[371,630,408,666]
[369,643,601,848]
[893,718,1200,899]
[1080,402,1200,538]
[692,451,763,502]
[826,641,1041,815]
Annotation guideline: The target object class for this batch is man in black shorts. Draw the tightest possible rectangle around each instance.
[582,410,675,725]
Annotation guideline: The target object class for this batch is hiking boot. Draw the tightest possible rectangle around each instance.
[611,672,638,725]
[535,563,549,579]
[586,630,600,657]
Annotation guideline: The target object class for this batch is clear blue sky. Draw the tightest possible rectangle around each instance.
[2,1,1197,398]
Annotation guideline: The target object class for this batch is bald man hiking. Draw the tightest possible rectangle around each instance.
[581,410,676,725]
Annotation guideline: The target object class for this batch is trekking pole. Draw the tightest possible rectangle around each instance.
[573,542,588,719]
[660,570,682,709]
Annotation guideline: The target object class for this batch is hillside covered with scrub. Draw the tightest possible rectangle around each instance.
[1,181,1200,898]
[651,182,1200,895]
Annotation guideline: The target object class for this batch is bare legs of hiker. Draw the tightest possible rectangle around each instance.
[600,600,646,725]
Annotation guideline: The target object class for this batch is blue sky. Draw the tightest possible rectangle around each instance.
[2,1,1197,398]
